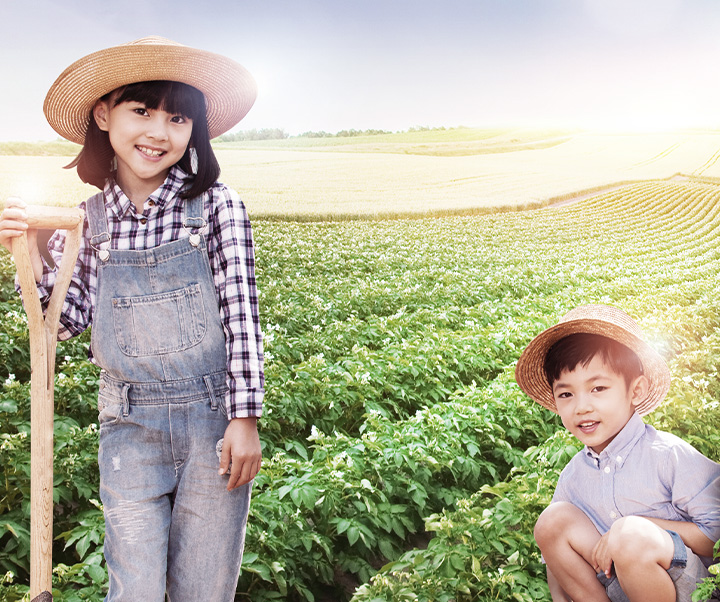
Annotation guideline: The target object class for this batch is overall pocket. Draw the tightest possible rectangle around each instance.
[112,283,207,356]
[97,392,123,427]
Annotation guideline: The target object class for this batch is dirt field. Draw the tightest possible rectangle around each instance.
[3,130,720,219]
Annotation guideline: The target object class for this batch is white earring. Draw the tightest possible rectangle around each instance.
[190,147,198,175]
[111,155,117,171]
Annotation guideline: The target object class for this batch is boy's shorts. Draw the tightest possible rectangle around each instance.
[596,530,712,602]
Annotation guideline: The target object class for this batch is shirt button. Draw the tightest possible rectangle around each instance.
[147,200,156,207]
[140,218,148,225]
[616,456,622,463]
[604,466,611,473]
[610,511,617,519]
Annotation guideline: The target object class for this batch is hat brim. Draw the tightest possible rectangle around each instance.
[515,313,670,416]
[44,37,257,144]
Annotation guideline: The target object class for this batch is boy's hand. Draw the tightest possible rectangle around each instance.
[591,531,613,578]
[218,417,261,491]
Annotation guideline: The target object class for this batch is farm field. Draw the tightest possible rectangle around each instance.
[4,129,720,218]
[0,132,720,602]
[244,179,720,600]
[0,173,719,600]
[217,130,720,219]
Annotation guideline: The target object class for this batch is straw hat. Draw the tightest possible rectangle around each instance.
[515,304,670,416]
[43,36,257,144]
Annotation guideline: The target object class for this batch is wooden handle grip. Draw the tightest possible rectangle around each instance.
[25,206,84,230]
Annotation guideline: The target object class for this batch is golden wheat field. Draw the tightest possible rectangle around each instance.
[3,129,720,219]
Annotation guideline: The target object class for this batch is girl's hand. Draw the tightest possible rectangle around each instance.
[218,417,261,491]
[0,197,35,253]
[0,198,43,282]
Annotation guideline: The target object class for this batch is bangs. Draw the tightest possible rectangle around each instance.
[111,80,206,121]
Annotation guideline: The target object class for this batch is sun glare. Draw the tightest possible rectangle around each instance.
[3,177,51,206]
[582,0,682,36]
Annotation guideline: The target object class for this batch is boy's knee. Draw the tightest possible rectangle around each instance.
[609,516,673,568]
[535,502,583,547]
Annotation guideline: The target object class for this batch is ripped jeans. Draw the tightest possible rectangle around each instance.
[98,371,252,602]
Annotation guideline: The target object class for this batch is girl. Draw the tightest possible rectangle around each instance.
[0,37,264,601]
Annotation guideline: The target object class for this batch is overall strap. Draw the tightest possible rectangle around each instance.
[86,192,111,261]
[182,195,207,247]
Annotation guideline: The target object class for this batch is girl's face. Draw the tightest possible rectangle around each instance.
[94,97,193,200]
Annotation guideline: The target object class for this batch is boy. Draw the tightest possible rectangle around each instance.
[515,304,720,602]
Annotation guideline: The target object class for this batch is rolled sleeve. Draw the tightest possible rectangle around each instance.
[667,443,720,544]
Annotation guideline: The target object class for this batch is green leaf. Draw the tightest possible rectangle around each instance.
[277,484,293,500]
[378,538,394,559]
[347,525,360,546]
[334,518,351,534]
[87,563,107,583]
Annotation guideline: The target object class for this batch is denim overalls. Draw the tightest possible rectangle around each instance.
[87,193,251,602]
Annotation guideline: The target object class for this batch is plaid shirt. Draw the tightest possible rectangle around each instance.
[36,167,264,419]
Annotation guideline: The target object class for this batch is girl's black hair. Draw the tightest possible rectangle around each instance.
[66,81,220,200]
[543,333,643,389]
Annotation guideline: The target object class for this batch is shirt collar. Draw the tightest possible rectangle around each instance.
[103,166,190,218]
[103,179,133,220]
[584,412,645,466]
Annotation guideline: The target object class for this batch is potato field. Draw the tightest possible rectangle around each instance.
[0,171,719,599]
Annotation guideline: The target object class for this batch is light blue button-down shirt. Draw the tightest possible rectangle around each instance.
[552,412,720,565]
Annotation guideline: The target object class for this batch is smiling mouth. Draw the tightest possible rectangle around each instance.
[137,145,165,158]
[578,421,599,433]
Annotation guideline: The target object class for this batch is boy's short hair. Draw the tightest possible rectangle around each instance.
[543,333,643,389]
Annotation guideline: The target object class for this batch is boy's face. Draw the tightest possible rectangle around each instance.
[552,354,648,453]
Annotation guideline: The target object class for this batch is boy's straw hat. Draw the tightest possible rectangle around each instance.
[515,304,670,416]
[43,36,257,144]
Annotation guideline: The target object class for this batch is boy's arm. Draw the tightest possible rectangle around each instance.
[644,517,716,557]
[660,438,720,558]
[546,567,573,602]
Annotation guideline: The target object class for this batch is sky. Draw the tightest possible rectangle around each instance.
[3,0,720,141]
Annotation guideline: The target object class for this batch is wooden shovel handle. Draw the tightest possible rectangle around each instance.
[12,205,85,602]
[24,205,86,231]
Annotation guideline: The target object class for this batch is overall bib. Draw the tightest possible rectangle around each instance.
[87,193,251,602]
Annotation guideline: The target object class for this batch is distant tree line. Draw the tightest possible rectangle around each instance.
[297,126,453,137]
[298,128,392,138]
[216,128,290,142]
[407,125,449,132]
[216,125,456,142]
